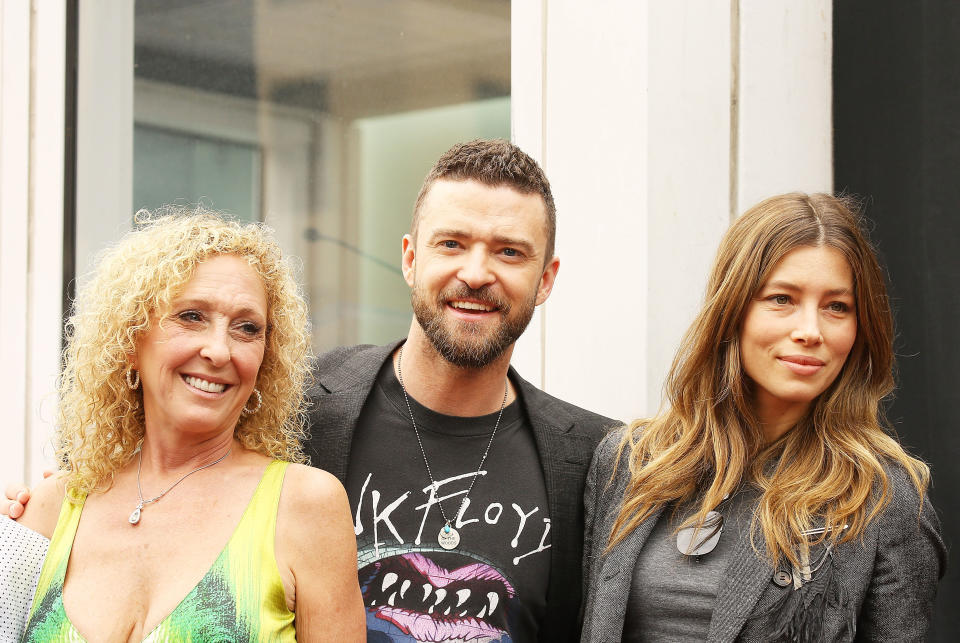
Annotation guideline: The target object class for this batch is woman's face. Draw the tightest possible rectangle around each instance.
[739,245,857,431]
[133,254,268,440]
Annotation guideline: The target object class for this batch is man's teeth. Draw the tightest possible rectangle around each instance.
[451,301,494,312]
[184,376,226,393]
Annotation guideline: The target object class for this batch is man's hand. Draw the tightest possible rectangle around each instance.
[2,471,53,520]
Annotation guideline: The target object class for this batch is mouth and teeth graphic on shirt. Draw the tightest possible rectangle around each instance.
[360,552,514,642]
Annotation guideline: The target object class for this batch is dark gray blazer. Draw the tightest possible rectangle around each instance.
[304,340,618,643]
[581,429,946,642]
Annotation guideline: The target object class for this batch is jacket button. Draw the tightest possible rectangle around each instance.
[773,570,792,587]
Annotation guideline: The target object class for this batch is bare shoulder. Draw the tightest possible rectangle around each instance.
[18,473,68,538]
[275,463,355,569]
[280,463,348,513]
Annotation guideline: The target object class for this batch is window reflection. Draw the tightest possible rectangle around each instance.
[132,0,510,348]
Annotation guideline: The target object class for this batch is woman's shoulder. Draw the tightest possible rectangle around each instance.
[275,464,355,564]
[873,458,940,526]
[590,423,639,476]
[17,473,68,539]
[279,463,348,514]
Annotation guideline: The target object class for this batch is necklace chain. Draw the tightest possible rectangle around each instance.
[135,446,231,509]
[397,344,508,528]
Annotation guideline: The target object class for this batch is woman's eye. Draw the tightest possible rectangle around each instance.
[828,301,850,313]
[178,310,203,322]
[770,295,790,305]
[238,322,263,336]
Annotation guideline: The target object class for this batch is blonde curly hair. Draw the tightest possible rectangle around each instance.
[58,206,310,498]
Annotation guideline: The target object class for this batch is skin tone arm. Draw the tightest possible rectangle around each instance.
[275,464,365,641]
[15,474,67,539]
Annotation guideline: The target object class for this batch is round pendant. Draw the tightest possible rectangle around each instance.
[676,510,723,556]
[438,524,460,550]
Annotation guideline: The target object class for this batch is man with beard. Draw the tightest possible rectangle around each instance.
[5,140,615,642]
[306,140,616,642]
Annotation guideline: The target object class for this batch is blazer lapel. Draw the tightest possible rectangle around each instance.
[585,505,665,641]
[308,389,369,481]
[307,341,401,482]
[706,521,775,642]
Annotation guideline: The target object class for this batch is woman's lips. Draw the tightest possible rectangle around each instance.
[778,355,825,375]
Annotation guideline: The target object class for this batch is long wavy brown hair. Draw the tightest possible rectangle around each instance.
[608,193,930,567]
[57,207,311,499]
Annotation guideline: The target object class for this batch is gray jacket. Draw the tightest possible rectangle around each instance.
[581,429,946,642]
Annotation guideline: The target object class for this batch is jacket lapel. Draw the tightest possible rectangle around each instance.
[706,519,775,642]
[307,341,401,482]
[585,504,665,641]
[513,370,603,642]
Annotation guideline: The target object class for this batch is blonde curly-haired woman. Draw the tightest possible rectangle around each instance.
[18,209,364,641]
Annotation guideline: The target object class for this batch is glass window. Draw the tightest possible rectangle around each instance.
[131,0,510,349]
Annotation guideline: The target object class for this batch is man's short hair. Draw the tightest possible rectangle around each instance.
[411,139,557,262]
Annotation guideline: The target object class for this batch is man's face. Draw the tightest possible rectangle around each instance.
[402,179,559,369]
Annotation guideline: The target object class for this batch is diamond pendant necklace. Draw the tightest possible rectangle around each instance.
[128,445,232,525]
[397,344,508,550]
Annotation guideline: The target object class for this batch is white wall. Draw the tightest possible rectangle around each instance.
[513,0,833,423]
[0,0,66,482]
[2,0,834,478]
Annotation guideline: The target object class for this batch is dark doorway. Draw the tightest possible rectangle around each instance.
[834,2,960,639]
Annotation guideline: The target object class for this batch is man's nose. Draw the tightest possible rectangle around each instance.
[457,247,496,289]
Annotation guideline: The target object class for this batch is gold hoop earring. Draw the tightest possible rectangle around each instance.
[126,368,140,390]
[242,388,262,415]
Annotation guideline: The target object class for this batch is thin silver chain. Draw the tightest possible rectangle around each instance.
[397,344,508,527]
[136,445,232,507]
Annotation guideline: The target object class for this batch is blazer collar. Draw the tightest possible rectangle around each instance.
[317,339,401,394]
[706,520,775,642]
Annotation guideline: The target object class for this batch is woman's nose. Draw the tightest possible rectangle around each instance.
[790,306,823,345]
[199,328,231,365]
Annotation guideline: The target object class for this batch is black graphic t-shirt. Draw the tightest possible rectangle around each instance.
[345,360,552,643]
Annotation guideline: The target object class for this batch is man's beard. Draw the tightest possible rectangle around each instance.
[411,283,536,369]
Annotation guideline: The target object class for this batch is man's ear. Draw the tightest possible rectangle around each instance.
[401,234,416,288]
[534,255,560,306]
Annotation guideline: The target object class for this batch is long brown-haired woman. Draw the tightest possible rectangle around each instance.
[580,193,945,642]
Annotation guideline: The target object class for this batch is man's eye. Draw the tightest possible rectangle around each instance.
[442,240,459,249]
[502,248,518,257]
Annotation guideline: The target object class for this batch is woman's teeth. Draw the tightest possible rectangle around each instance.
[184,375,226,393]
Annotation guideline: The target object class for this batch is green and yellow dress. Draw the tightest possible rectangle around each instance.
[22,460,296,641]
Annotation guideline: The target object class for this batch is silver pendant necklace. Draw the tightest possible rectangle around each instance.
[397,345,508,550]
[128,445,232,525]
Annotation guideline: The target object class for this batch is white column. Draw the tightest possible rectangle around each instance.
[736,0,833,210]
[0,0,68,480]
[0,1,31,481]
[540,2,650,422]
[509,0,547,387]
[512,0,833,422]
[26,0,68,478]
